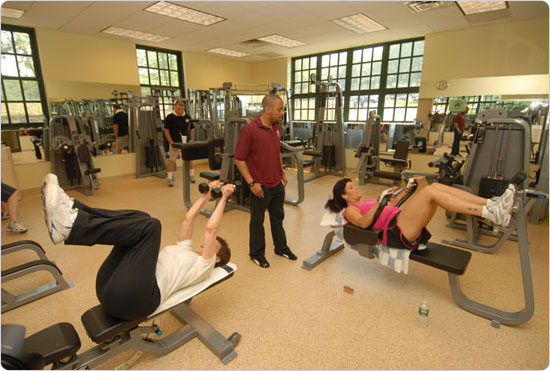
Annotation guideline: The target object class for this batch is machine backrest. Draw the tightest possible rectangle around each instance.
[394,140,410,160]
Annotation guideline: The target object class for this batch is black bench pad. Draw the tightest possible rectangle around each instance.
[411,243,471,275]
[24,322,81,365]
[81,306,146,344]
[343,224,471,275]
[200,172,220,181]
[172,141,209,161]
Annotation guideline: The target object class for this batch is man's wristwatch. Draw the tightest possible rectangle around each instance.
[248,180,255,188]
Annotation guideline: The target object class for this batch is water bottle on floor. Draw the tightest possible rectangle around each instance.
[418,299,429,328]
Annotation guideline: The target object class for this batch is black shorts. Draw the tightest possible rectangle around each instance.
[386,214,431,250]
[1,183,16,203]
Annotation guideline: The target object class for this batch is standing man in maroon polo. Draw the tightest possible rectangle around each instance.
[452,106,469,156]
[235,94,297,268]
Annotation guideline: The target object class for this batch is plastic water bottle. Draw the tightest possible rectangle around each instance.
[418,299,429,328]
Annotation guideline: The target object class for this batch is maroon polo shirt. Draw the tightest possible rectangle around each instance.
[454,111,466,131]
[235,116,283,188]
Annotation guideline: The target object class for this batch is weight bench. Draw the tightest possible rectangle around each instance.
[372,140,411,186]
[1,263,240,370]
[2,240,72,313]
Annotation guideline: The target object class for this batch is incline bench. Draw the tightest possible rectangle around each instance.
[1,264,240,369]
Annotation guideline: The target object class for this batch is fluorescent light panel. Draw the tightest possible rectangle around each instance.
[102,26,169,42]
[145,1,225,26]
[2,7,24,19]
[332,13,387,34]
[208,48,250,57]
[457,1,507,15]
[257,34,305,48]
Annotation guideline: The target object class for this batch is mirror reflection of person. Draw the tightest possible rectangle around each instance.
[112,104,129,154]
[163,101,195,186]
[1,183,27,233]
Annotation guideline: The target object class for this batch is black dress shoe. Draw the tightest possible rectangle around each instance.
[250,256,270,268]
[274,247,297,260]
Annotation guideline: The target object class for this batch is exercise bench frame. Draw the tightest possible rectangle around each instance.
[2,240,72,313]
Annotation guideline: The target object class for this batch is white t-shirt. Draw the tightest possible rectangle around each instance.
[155,239,215,303]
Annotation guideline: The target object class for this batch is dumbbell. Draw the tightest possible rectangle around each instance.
[198,182,222,200]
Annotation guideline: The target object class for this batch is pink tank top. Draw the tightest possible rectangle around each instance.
[343,199,401,245]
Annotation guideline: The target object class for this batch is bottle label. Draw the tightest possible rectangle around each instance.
[418,308,429,317]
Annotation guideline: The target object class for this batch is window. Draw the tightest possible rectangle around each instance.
[293,97,316,121]
[348,94,379,121]
[382,93,418,122]
[291,37,424,125]
[320,51,347,88]
[1,25,48,128]
[293,56,318,95]
[432,97,449,115]
[136,45,184,119]
[386,40,423,89]
[351,46,383,91]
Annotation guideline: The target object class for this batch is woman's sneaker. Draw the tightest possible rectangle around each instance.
[7,221,27,233]
[41,174,78,244]
[484,203,511,228]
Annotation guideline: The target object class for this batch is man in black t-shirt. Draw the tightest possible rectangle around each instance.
[113,104,129,154]
[163,100,195,186]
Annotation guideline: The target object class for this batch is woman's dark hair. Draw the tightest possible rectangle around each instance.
[324,178,352,213]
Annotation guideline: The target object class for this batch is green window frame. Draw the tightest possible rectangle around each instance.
[136,45,185,120]
[291,37,424,124]
[1,24,48,129]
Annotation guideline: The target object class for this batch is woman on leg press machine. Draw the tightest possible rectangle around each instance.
[325,177,515,251]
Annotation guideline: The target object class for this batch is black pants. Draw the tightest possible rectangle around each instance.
[249,182,287,259]
[452,128,462,156]
[65,200,162,320]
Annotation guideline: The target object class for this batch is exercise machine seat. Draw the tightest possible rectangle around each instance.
[24,322,81,365]
[379,140,410,168]
[81,306,145,344]
[342,223,471,275]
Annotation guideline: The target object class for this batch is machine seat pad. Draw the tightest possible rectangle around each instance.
[2,260,59,278]
[303,160,314,167]
[372,170,402,180]
[173,141,209,161]
[81,306,146,344]
[411,243,471,275]
[200,172,220,181]
[24,323,81,365]
[380,158,408,167]
[343,224,380,246]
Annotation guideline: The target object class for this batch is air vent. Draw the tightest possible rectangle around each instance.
[241,39,270,47]
[404,1,453,13]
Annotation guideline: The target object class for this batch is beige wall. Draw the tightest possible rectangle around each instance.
[36,28,141,100]
[420,17,549,98]
[251,58,289,88]
[182,52,253,90]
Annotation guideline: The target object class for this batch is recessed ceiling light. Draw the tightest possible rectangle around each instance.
[208,48,250,57]
[145,1,225,26]
[2,7,25,19]
[332,13,387,34]
[256,34,306,48]
[456,1,508,15]
[102,26,169,42]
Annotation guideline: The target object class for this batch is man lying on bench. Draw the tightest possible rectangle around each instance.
[325,177,515,251]
[40,173,233,321]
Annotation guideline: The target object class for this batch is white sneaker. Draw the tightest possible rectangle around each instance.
[41,174,78,244]
[190,175,196,184]
[488,185,515,215]
[485,203,511,228]
[7,221,27,233]
[1,211,10,220]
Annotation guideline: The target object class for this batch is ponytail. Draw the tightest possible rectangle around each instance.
[325,178,352,213]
